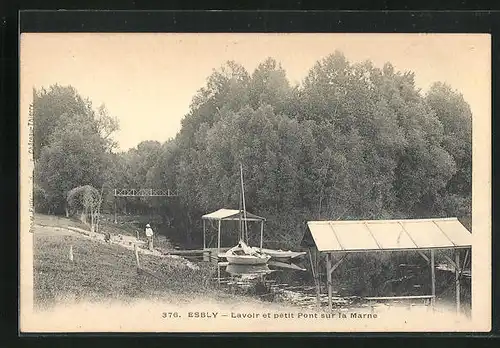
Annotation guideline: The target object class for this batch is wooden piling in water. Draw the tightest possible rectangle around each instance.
[326,253,332,312]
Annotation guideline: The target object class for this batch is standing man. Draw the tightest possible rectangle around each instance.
[145,223,154,251]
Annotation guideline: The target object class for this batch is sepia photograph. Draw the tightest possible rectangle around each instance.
[19,33,491,332]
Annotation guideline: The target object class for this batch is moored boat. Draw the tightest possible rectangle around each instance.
[225,240,271,265]
[224,163,271,266]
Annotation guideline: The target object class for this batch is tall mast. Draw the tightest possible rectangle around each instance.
[238,183,242,241]
[240,162,249,243]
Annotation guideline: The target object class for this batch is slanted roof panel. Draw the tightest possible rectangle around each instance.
[366,221,417,250]
[401,221,455,248]
[332,223,379,250]
[434,219,472,247]
[307,222,342,251]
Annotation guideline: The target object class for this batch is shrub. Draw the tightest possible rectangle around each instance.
[33,185,50,213]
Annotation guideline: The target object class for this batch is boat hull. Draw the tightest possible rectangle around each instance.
[226,254,271,265]
[251,247,306,260]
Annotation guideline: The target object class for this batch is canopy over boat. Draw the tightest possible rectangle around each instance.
[202,209,266,222]
[201,208,266,251]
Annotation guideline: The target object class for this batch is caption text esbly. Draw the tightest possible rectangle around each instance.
[162,311,378,320]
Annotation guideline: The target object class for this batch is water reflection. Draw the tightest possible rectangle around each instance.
[225,264,274,278]
[215,260,323,307]
[213,261,471,315]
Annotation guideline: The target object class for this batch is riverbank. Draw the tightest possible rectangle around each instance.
[32,214,296,311]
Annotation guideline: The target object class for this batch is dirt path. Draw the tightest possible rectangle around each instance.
[34,216,199,270]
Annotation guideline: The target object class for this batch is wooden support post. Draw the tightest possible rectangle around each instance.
[315,249,320,295]
[326,253,332,312]
[134,243,140,269]
[430,249,436,308]
[462,249,470,272]
[308,249,320,309]
[217,262,221,285]
[203,219,206,249]
[455,249,461,314]
[217,220,221,255]
[114,198,117,224]
[260,221,264,251]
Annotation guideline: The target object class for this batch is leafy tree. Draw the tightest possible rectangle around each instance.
[425,82,472,217]
[179,61,250,148]
[35,111,111,214]
[248,57,292,113]
[33,85,119,214]
[33,85,92,160]
[94,104,120,152]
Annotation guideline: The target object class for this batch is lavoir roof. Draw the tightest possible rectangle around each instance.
[305,217,472,252]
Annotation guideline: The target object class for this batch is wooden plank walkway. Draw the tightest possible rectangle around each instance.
[166,247,230,256]
[365,295,435,301]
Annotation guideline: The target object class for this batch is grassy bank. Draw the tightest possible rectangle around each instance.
[33,214,253,310]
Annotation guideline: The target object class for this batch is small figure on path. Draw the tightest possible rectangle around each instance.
[145,223,154,251]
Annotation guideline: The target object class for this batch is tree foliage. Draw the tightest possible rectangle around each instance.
[147,55,472,248]
[34,54,472,247]
[33,85,92,160]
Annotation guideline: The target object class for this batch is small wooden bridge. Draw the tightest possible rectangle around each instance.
[114,189,179,197]
[113,188,179,223]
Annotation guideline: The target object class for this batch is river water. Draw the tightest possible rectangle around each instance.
[214,261,352,310]
[122,218,471,316]
[205,259,472,316]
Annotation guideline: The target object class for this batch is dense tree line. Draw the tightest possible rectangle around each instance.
[33,51,472,251]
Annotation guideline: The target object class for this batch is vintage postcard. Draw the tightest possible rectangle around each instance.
[20,33,491,333]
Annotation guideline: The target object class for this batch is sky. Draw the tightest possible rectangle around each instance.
[20,33,490,151]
